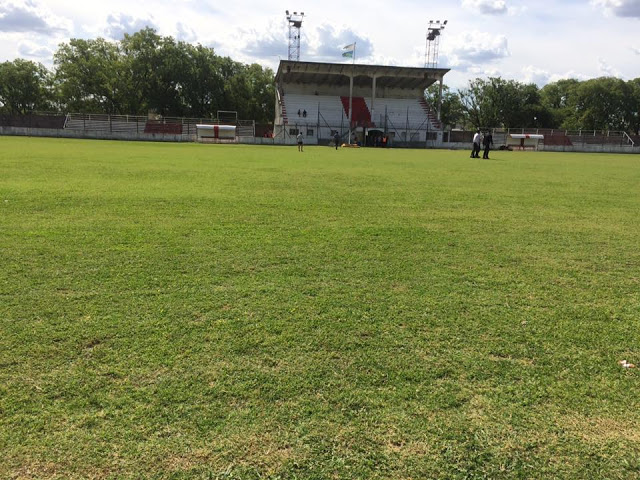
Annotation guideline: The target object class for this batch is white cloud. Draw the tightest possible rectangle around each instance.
[0,0,71,35]
[105,13,156,40]
[309,24,374,62]
[520,65,591,86]
[521,65,551,86]
[461,0,509,15]
[592,0,640,18]
[17,39,53,60]
[176,22,197,43]
[598,58,624,77]
[443,31,510,70]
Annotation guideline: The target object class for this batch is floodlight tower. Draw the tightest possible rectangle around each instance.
[286,10,305,61]
[425,20,447,68]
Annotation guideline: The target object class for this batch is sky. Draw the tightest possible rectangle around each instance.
[0,0,639,89]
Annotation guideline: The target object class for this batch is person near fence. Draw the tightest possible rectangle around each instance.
[482,131,494,159]
[334,131,341,149]
[471,129,482,158]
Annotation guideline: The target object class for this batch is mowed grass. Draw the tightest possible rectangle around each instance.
[1,136,640,479]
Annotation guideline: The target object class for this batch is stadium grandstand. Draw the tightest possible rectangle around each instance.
[274,60,449,147]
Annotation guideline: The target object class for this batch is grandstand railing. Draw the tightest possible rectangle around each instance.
[63,113,255,138]
[444,128,638,149]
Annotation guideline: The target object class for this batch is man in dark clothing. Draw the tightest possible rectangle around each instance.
[333,131,341,149]
[482,131,494,159]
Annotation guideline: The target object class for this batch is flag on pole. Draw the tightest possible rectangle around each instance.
[342,43,355,58]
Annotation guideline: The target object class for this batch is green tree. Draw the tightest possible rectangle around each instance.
[459,77,552,129]
[425,84,465,129]
[564,77,630,131]
[54,38,123,113]
[540,79,580,128]
[0,59,51,114]
[627,78,640,135]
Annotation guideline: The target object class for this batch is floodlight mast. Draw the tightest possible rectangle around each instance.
[286,10,305,61]
[425,19,447,68]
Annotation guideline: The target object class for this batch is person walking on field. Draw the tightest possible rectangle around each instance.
[297,132,304,152]
[482,130,494,159]
[471,129,482,158]
[333,131,341,150]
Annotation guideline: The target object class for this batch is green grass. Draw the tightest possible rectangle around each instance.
[1,136,640,479]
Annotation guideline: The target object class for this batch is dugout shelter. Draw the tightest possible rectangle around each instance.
[274,60,449,147]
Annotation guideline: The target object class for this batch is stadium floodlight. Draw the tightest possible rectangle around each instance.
[425,19,447,68]
[286,10,305,60]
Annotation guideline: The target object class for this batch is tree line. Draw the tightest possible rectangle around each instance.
[1,27,639,133]
[0,28,275,123]
[428,76,640,134]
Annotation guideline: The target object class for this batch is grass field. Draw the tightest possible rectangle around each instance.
[1,136,640,479]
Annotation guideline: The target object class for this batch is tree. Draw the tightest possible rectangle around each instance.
[627,78,640,135]
[425,84,465,129]
[540,79,580,128]
[458,77,552,129]
[565,77,630,131]
[0,59,51,114]
[54,38,123,113]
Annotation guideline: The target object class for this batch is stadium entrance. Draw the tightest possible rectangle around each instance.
[274,60,449,148]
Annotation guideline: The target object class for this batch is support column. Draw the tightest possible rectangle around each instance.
[371,75,377,128]
[438,76,444,122]
[348,74,354,144]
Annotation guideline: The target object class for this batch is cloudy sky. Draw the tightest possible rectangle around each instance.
[0,0,639,88]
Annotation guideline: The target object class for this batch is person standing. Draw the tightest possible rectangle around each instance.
[482,130,494,159]
[333,131,341,150]
[297,131,303,152]
[471,129,482,158]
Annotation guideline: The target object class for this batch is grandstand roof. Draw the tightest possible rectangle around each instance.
[275,60,450,90]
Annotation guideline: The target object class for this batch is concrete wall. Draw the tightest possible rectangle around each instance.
[0,126,192,142]
[444,142,640,154]
[4,126,639,153]
[539,144,638,154]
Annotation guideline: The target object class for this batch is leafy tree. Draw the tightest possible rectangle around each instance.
[563,77,630,131]
[425,84,465,129]
[54,38,124,114]
[459,77,554,129]
[627,78,640,135]
[0,59,51,114]
[540,79,580,128]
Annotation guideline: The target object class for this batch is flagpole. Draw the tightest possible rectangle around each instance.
[348,43,356,145]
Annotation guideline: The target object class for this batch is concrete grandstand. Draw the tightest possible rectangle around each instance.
[274,60,449,147]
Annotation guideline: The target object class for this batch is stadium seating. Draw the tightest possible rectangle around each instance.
[144,121,183,135]
[340,97,372,127]
[281,94,346,127]
[371,97,440,131]
[544,133,573,146]
[281,94,441,133]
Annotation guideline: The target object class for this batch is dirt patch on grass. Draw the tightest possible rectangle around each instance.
[560,414,640,444]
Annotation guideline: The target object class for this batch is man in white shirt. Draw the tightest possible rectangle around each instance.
[297,132,303,152]
[471,129,482,158]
